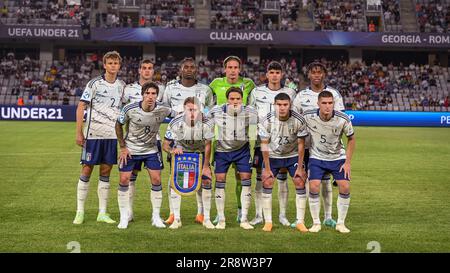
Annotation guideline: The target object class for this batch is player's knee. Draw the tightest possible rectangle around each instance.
[119,177,129,184]
[215,173,226,182]
[309,181,320,193]
[240,173,251,181]
[119,179,130,186]
[338,181,350,194]
[81,165,94,176]
[263,178,274,189]
[152,177,161,185]
[99,166,112,176]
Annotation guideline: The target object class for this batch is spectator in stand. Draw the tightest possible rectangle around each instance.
[368,20,376,32]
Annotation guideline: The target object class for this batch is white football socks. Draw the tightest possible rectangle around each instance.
[196,188,203,215]
[151,184,163,219]
[337,193,350,225]
[277,173,288,217]
[295,187,307,224]
[240,179,252,223]
[322,178,333,220]
[117,184,130,223]
[215,181,226,222]
[309,192,321,225]
[76,175,90,213]
[262,187,273,223]
[98,176,110,214]
[254,173,263,218]
[202,185,212,222]
[170,188,181,221]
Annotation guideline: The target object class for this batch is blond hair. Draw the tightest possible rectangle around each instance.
[102,51,122,64]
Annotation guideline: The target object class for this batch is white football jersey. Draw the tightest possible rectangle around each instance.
[248,84,297,147]
[207,104,258,152]
[122,81,165,104]
[293,85,345,148]
[118,102,173,155]
[165,114,215,153]
[293,85,345,113]
[80,75,126,140]
[302,109,354,161]
[162,81,214,114]
[248,84,297,119]
[258,110,308,159]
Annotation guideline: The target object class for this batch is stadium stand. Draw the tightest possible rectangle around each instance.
[210,0,263,30]
[92,0,195,28]
[0,52,92,106]
[0,0,89,26]
[1,50,448,111]
[0,1,449,111]
[382,0,402,32]
[415,0,450,33]
[317,59,450,111]
[310,0,367,31]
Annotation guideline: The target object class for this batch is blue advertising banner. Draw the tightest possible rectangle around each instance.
[0,25,82,40]
[1,105,448,127]
[89,28,450,48]
[0,105,76,121]
[347,111,450,127]
[2,25,449,48]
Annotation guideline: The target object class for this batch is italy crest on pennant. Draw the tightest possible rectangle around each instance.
[171,153,202,196]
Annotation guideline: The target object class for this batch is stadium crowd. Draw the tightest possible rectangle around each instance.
[1,52,448,111]
[416,0,450,33]
[310,0,366,32]
[382,0,401,32]
[0,0,89,25]
[210,0,263,30]
[2,0,450,33]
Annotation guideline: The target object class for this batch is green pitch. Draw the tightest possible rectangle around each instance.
[0,121,449,253]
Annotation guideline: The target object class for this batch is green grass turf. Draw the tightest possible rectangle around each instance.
[0,121,449,253]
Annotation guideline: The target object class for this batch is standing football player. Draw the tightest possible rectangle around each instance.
[73,51,126,225]
[248,61,297,227]
[302,91,355,233]
[292,61,345,229]
[209,55,256,224]
[162,57,214,225]
[121,59,165,223]
[162,97,214,229]
[258,93,309,232]
[115,82,173,229]
[207,87,258,230]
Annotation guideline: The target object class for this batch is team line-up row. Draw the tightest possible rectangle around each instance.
[72,51,355,234]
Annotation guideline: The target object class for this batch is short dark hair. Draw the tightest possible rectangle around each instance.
[226,87,243,99]
[180,57,195,67]
[318,90,333,100]
[307,61,327,73]
[140,59,154,68]
[266,61,283,72]
[274,92,291,103]
[141,82,159,96]
[183,96,201,107]
[223,55,242,68]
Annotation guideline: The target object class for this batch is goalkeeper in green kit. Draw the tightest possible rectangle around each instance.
[209,56,256,224]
